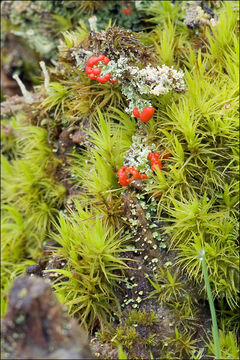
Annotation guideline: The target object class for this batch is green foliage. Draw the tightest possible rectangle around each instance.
[1,116,19,159]
[51,202,128,330]
[1,290,7,318]
[98,309,159,356]
[150,20,186,66]
[88,108,132,171]
[147,265,202,335]
[125,309,157,327]
[114,327,138,350]
[2,155,64,218]
[207,328,239,360]
[118,344,127,360]
[1,121,65,295]
[170,294,200,333]
[177,228,239,309]
[76,0,103,15]
[61,23,89,48]
[218,307,240,334]
[1,2,239,357]
[69,109,133,224]
[1,0,84,59]
[200,249,220,359]
[50,13,72,34]
[41,75,125,123]
[144,3,239,317]
[1,205,37,263]
[162,327,198,359]
[144,0,185,30]
[40,23,159,122]
[205,2,239,70]
[41,82,70,116]
[164,195,224,246]
[144,334,157,347]
[148,267,186,304]
[94,1,148,32]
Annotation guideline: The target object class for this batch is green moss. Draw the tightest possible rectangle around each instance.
[50,202,129,330]
[162,326,199,359]
[1,117,18,160]
[125,309,157,327]
[207,328,240,359]
[1,1,239,357]
[114,327,138,350]
[148,267,187,304]
[1,117,65,294]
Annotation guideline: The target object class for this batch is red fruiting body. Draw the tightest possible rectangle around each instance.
[86,55,113,83]
[117,166,148,186]
[133,107,140,118]
[117,166,129,186]
[87,56,99,67]
[148,152,160,161]
[103,56,110,65]
[132,107,155,122]
[96,77,107,84]
[123,9,132,15]
[151,159,161,165]
[163,153,172,159]
[110,78,118,83]
[92,67,101,75]
[148,152,162,171]
[151,162,162,171]
[139,107,155,122]
[96,77,106,83]
[86,66,93,74]
[96,73,111,83]
[103,73,111,81]
[88,73,96,80]
[127,168,140,181]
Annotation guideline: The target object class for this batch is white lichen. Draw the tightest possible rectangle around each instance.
[123,135,156,175]
[88,15,98,31]
[39,61,50,94]
[12,74,33,104]
[99,55,185,113]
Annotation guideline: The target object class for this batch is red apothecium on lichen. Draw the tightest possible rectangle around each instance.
[122,9,132,15]
[85,55,118,84]
[117,166,148,186]
[133,107,155,122]
[148,152,162,171]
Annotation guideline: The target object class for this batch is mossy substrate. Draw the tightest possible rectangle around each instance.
[1,1,239,359]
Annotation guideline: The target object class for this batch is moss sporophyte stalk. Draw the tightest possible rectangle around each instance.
[1,1,239,359]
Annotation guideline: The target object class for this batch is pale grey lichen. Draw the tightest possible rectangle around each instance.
[99,55,185,113]
[123,135,156,175]
[139,64,185,96]
[88,15,98,32]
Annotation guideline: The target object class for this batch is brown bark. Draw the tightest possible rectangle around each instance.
[1,276,94,359]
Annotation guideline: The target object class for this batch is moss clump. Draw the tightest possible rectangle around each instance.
[125,309,157,327]
[50,202,128,330]
[1,1,239,358]
[1,113,66,294]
